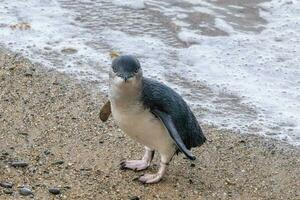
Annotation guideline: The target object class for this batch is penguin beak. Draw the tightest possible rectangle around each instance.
[123,74,133,82]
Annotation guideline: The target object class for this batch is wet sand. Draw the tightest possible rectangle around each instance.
[0,49,299,199]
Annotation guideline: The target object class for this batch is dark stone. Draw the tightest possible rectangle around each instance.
[0,181,13,188]
[19,187,33,196]
[11,161,28,167]
[3,188,13,195]
[18,132,29,136]
[129,196,140,200]
[52,160,64,165]
[271,150,276,155]
[43,150,51,155]
[48,187,61,195]
[190,163,196,168]
[24,70,33,77]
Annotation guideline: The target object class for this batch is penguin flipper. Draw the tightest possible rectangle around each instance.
[152,109,196,160]
[99,100,111,122]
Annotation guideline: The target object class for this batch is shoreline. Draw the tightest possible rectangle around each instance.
[0,49,299,199]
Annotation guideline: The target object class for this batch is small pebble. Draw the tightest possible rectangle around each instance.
[48,187,61,195]
[190,163,196,168]
[19,187,33,196]
[18,132,29,136]
[3,188,13,195]
[129,196,139,200]
[24,70,33,77]
[43,150,51,155]
[11,161,28,167]
[0,181,13,188]
[53,160,64,165]
[8,66,15,70]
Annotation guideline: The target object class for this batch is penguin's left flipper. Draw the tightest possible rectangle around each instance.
[99,100,111,122]
[152,109,196,160]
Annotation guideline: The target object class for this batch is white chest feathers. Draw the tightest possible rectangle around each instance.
[110,100,175,153]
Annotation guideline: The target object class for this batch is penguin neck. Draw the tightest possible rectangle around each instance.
[109,81,142,109]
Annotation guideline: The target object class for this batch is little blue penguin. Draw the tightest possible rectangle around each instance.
[100,55,206,184]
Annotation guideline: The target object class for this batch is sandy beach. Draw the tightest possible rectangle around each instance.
[0,49,299,199]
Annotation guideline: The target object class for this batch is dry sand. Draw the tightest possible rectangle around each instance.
[0,49,299,199]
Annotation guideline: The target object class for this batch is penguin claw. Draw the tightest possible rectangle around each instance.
[138,173,162,184]
[119,160,149,171]
[119,161,127,170]
[132,176,140,181]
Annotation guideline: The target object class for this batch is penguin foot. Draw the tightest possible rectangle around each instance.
[138,173,163,184]
[138,162,167,184]
[120,160,149,171]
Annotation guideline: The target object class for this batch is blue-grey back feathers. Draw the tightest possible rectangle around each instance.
[141,78,206,156]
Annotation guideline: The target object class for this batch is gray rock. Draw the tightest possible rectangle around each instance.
[11,161,28,167]
[19,187,33,196]
[18,132,29,136]
[3,188,13,195]
[0,181,13,188]
[24,69,34,77]
[52,160,64,165]
[129,196,140,200]
[48,187,61,195]
[43,150,51,155]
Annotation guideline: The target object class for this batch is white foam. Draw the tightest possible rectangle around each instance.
[0,0,110,83]
[178,30,204,44]
[177,0,300,144]
[173,20,190,27]
[182,0,227,11]
[214,18,236,34]
[112,0,145,9]
[228,5,244,10]
[194,6,216,15]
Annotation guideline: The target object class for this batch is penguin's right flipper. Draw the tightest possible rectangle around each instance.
[152,109,196,160]
[99,100,111,122]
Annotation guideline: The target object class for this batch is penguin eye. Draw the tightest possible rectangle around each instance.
[134,68,139,73]
[112,66,117,73]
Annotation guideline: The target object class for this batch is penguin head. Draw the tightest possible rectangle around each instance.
[110,55,143,86]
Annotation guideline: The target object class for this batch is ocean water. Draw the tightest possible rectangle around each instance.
[0,0,299,145]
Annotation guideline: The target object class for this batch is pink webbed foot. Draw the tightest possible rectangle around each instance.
[120,147,154,171]
[138,162,167,184]
[120,160,149,171]
[138,173,163,184]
